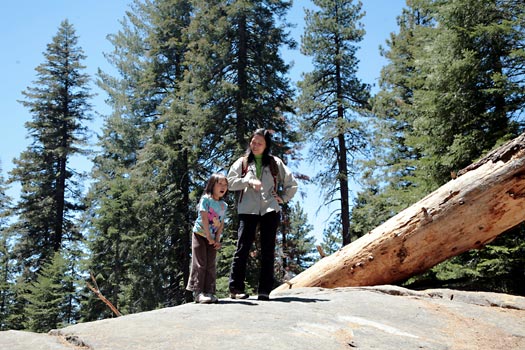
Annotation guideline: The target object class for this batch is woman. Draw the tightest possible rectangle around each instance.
[227,129,298,300]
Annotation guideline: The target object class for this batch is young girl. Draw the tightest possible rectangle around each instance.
[186,173,228,304]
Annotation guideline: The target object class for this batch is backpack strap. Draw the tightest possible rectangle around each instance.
[238,156,249,203]
[241,156,248,177]
[269,156,279,191]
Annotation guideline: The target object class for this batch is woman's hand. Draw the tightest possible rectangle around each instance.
[272,191,284,204]
[249,179,262,191]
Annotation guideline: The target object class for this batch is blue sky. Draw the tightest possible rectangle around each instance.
[0,0,406,242]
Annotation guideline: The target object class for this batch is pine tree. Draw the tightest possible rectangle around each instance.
[406,0,522,189]
[84,7,149,315]
[366,0,524,197]
[276,202,316,279]
[6,20,91,327]
[128,0,194,308]
[23,252,76,332]
[296,0,371,246]
[6,276,30,330]
[320,220,342,256]
[9,19,91,272]
[85,0,194,316]
[214,219,238,298]
[83,177,138,319]
[0,166,14,330]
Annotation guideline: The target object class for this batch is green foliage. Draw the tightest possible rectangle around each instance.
[83,177,138,319]
[183,0,297,163]
[348,188,399,239]
[404,224,525,295]
[23,252,79,333]
[85,0,195,317]
[6,276,30,330]
[401,0,522,188]
[215,225,238,298]
[319,219,342,256]
[3,20,92,328]
[276,202,317,280]
[0,169,14,331]
[0,237,11,331]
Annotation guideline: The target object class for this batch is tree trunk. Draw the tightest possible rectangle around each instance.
[236,14,248,147]
[274,133,525,292]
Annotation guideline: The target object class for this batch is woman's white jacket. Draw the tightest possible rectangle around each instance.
[227,156,298,215]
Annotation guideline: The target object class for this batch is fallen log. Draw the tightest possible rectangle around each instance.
[274,133,525,292]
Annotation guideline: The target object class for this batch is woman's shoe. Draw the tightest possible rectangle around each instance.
[229,289,249,299]
[257,293,270,301]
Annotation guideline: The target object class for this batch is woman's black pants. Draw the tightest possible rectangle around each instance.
[229,211,280,295]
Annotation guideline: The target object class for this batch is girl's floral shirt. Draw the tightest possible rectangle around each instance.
[192,194,227,239]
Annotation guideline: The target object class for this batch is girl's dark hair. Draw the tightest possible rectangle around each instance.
[246,128,273,166]
[204,173,228,196]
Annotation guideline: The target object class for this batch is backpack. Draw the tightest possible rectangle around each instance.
[237,155,279,203]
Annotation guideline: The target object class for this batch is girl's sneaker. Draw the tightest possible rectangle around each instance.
[195,293,212,304]
[207,294,219,303]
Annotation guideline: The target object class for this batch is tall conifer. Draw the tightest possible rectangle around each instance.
[7,21,91,326]
[84,8,149,316]
[0,167,14,330]
[85,0,194,316]
[10,20,91,272]
[296,0,371,246]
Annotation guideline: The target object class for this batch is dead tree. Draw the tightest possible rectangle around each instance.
[274,133,525,292]
[87,272,122,317]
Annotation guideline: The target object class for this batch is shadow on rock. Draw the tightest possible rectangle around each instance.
[217,296,329,304]
[216,299,259,306]
[269,296,329,303]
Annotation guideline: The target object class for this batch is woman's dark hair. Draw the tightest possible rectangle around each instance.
[246,128,273,166]
[204,173,228,196]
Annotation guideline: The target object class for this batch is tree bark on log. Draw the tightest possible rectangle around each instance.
[274,133,525,293]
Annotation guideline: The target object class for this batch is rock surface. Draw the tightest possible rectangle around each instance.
[2,285,525,350]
